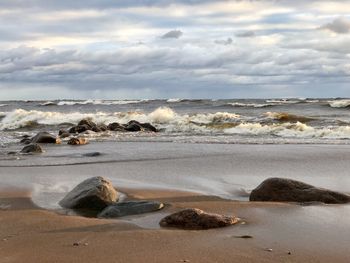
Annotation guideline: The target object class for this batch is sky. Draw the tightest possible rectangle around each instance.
[0,0,350,100]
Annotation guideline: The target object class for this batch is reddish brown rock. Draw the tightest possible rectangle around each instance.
[159,208,238,230]
[67,137,88,145]
[249,177,350,204]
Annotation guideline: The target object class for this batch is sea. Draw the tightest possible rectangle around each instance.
[0,98,350,147]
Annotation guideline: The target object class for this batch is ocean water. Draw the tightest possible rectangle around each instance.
[1,98,350,147]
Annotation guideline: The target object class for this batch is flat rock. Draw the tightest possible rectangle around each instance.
[249,177,350,204]
[159,208,238,230]
[98,201,164,218]
[20,143,43,154]
[31,132,60,144]
[59,176,118,210]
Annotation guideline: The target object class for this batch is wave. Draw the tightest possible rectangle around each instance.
[53,99,146,106]
[0,107,240,131]
[328,100,350,108]
[265,112,314,123]
[265,99,301,104]
[224,122,350,139]
[167,98,184,103]
[227,102,273,108]
[0,104,8,107]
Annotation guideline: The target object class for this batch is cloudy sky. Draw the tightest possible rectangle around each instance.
[1,0,350,99]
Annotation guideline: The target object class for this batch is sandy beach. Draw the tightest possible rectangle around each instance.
[1,143,350,262]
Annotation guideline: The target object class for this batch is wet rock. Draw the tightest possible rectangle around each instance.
[108,122,126,131]
[97,124,108,131]
[20,143,43,154]
[20,138,31,144]
[98,201,164,218]
[125,122,142,132]
[91,126,102,132]
[159,208,238,230]
[67,137,88,145]
[249,177,350,204]
[58,129,70,138]
[31,132,60,144]
[140,123,158,132]
[83,152,101,157]
[70,124,90,134]
[59,176,118,210]
[78,119,96,129]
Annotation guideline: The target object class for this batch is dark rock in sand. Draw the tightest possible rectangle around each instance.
[249,177,350,204]
[159,208,238,230]
[78,119,96,129]
[59,176,118,210]
[98,201,164,218]
[83,152,101,157]
[107,122,126,131]
[31,132,60,144]
[67,137,88,145]
[20,143,43,154]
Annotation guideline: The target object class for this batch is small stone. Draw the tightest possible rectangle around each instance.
[83,243,89,246]
[235,235,253,239]
[288,251,291,255]
[73,242,80,246]
[265,248,273,252]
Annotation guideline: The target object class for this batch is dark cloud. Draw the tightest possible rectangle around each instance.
[236,31,256,38]
[320,17,350,34]
[214,38,233,45]
[161,30,183,39]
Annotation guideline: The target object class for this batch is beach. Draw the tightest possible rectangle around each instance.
[1,142,350,262]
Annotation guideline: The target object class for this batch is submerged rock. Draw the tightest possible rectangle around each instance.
[159,208,238,230]
[83,152,101,157]
[31,132,60,144]
[98,201,164,218]
[249,177,350,204]
[59,176,118,210]
[67,137,88,145]
[20,143,43,154]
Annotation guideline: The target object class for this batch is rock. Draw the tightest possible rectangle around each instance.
[97,124,108,131]
[59,176,118,210]
[159,208,238,230]
[67,137,88,145]
[140,123,158,132]
[125,122,142,132]
[83,152,101,157]
[78,119,96,129]
[107,122,126,131]
[20,143,43,154]
[249,177,350,204]
[58,129,70,138]
[91,126,102,132]
[20,138,31,144]
[98,201,164,218]
[31,132,60,144]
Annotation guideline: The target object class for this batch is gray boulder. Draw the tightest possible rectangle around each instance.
[98,201,164,218]
[59,177,118,210]
[31,132,60,144]
[20,143,43,154]
[249,177,350,204]
[159,208,238,230]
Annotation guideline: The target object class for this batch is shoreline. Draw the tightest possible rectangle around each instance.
[1,188,349,263]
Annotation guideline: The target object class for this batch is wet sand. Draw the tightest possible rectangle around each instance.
[1,143,350,262]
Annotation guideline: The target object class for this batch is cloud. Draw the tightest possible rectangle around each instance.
[320,17,350,34]
[236,31,255,38]
[161,30,183,39]
[214,38,233,45]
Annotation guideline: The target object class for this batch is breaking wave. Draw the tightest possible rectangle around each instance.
[0,107,240,131]
[39,99,147,106]
[328,100,350,108]
[167,98,184,103]
[224,122,350,139]
[265,112,314,123]
[227,102,273,108]
[0,104,8,107]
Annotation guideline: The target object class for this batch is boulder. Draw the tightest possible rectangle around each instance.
[125,122,142,132]
[70,124,90,134]
[91,126,102,133]
[20,143,43,154]
[97,124,108,131]
[249,177,350,204]
[58,129,70,138]
[107,122,126,131]
[31,132,60,144]
[98,201,164,218]
[78,119,96,129]
[159,208,238,230]
[20,138,31,144]
[67,137,88,145]
[140,123,158,132]
[59,176,118,210]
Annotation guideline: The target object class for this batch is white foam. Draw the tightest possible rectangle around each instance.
[57,100,145,106]
[224,122,350,139]
[167,98,183,103]
[329,100,350,108]
[228,102,272,108]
